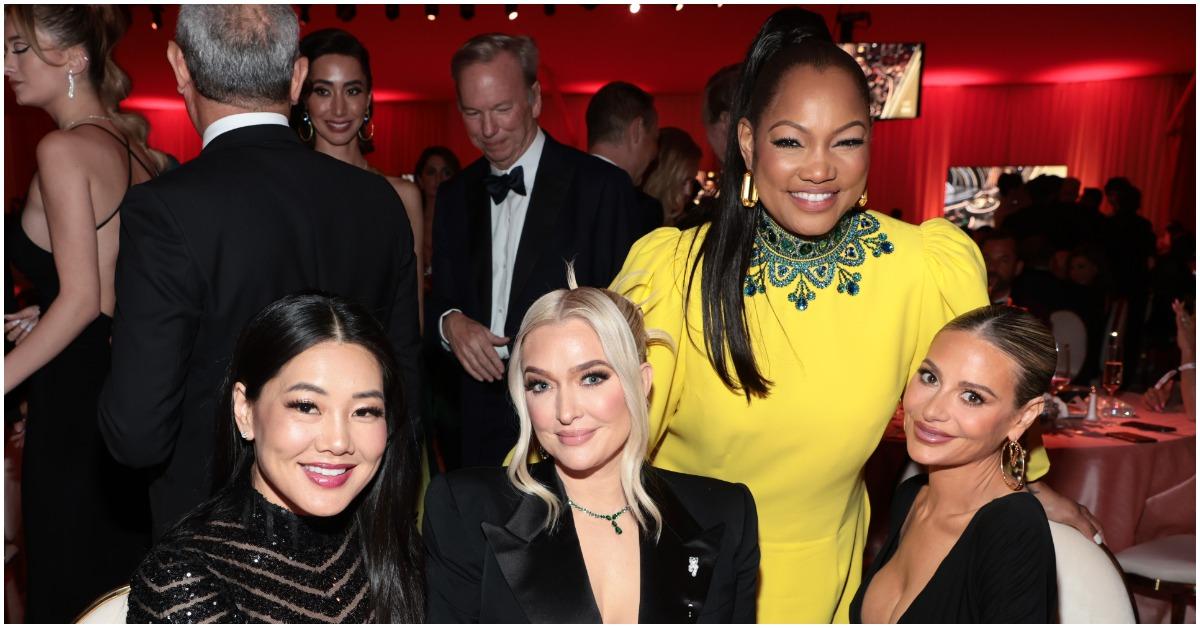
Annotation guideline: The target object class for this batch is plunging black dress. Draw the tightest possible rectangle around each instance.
[849,475,1057,623]
[6,124,155,621]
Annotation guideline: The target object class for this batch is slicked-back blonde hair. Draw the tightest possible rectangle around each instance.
[506,267,673,539]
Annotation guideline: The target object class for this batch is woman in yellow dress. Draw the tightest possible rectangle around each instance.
[613,9,1093,622]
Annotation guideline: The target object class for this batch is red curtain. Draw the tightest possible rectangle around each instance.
[7,73,1193,230]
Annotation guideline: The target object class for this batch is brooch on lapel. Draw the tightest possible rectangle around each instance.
[688,556,699,577]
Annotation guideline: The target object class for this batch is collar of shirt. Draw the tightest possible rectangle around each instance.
[590,152,618,168]
[489,128,545,200]
[202,112,290,148]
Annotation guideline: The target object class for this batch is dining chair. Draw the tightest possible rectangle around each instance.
[1049,521,1136,622]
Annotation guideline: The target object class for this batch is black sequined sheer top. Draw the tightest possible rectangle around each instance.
[127,484,372,623]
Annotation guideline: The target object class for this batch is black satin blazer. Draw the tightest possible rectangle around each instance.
[423,462,760,623]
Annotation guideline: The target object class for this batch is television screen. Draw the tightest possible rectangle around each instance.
[838,42,923,119]
[944,165,1069,229]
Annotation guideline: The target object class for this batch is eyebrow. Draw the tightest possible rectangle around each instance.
[767,120,867,134]
[286,382,383,400]
[311,78,365,86]
[524,360,612,377]
[921,359,998,398]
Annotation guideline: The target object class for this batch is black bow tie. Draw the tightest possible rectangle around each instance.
[483,166,526,204]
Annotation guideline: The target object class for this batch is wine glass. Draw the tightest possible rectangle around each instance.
[1051,343,1072,395]
[1102,331,1124,418]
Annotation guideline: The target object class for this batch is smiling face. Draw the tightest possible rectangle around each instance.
[520,318,650,480]
[902,330,1040,470]
[456,51,541,170]
[738,64,871,237]
[3,20,75,109]
[234,341,389,517]
[304,53,370,148]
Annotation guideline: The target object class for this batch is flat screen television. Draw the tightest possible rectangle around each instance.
[838,42,923,120]
[944,165,1069,229]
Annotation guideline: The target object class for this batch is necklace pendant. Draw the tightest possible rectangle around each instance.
[613,522,623,535]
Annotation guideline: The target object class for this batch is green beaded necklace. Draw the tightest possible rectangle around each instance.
[567,498,631,535]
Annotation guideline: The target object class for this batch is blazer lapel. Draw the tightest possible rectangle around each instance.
[506,135,570,332]
[465,161,493,319]
[638,470,725,623]
[481,463,602,623]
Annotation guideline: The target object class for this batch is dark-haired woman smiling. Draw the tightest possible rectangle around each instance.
[128,294,424,623]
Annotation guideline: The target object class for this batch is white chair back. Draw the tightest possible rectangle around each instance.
[1049,310,1088,378]
[1049,521,1136,623]
[75,585,129,624]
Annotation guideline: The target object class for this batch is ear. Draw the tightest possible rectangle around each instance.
[528,80,542,119]
[289,56,309,105]
[1006,395,1043,442]
[166,41,192,95]
[232,382,255,441]
[639,362,654,401]
[66,46,89,76]
[628,116,645,146]
[737,117,755,169]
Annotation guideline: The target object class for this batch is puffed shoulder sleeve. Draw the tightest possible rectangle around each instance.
[610,226,700,453]
[126,546,238,623]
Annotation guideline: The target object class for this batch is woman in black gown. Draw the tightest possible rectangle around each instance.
[3,6,163,621]
[852,305,1057,623]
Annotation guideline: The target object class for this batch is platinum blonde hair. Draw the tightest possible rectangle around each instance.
[506,267,672,539]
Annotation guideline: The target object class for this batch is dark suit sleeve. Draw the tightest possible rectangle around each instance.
[423,474,483,623]
[98,185,203,469]
[975,497,1056,622]
[588,169,642,285]
[384,189,424,430]
[731,483,761,623]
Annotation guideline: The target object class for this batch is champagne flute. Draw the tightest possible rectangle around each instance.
[1050,343,1072,395]
[1103,331,1124,418]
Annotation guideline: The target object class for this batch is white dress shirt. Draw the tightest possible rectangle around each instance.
[440,128,546,360]
[201,112,290,148]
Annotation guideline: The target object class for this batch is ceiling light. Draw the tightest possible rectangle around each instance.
[544,4,556,16]
[629,4,640,14]
[335,4,356,22]
[425,5,438,21]
[385,5,399,20]
[460,5,475,20]
[299,4,311,25]
[675,3,684,10]
[149,5,163,30]
[506,4,518,20]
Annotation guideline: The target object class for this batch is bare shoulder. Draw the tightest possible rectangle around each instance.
[386,176,423,214]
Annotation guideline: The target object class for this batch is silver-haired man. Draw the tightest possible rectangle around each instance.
[99,4,422,538]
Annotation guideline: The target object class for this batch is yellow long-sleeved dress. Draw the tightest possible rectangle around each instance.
[613,209,1047,623]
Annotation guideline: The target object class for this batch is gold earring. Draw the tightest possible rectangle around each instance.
[299,112,314,142]
[358,108,374,141]
[740,171,759,208]
[856,188,868,208]
[999,438,1026,490]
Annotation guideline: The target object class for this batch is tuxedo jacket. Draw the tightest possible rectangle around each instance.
[635,188,665,235]
[98,124,421,537]
[428,131,645,343]
[423,462,760,623]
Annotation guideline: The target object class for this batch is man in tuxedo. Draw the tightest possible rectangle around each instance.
[586,81,663,233]
[430,34,642,467]
[98,5,421,537]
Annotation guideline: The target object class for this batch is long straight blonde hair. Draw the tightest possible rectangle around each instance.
[506,269,672,539]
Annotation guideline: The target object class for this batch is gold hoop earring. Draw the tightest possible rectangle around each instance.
[740,170,759,208]
[856,188,868,208]
[299,112,314,142]
[358,108,374,141]
[1000,438,1027,490]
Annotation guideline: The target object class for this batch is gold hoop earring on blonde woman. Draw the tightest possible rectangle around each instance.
[855,188,868,208]
[1000,437,1027,490]
[740,171,759,208]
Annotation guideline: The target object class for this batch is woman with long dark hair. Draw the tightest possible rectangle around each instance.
[611,8,1073,622]
[127,293,424,623]
[3,5,163,620]
[292,29,425,328]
